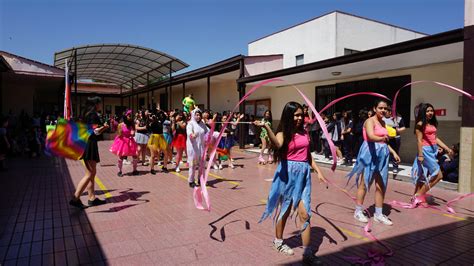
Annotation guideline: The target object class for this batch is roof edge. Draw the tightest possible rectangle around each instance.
[124,55,244,96]
[0,50,64,72]
[248,10,428,45]
[240,28,463,84]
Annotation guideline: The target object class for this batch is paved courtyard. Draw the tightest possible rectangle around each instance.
[0,140,473,265]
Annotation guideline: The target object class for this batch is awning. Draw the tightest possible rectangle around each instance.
[54,44,188,91]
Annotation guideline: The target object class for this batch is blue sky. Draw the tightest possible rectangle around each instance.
[0,0,465,71]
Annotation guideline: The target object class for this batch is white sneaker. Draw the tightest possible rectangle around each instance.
[229,163,235,169]
[374,213,393,226]
[354,210,369,223]
[175,167,180,173]
[272,241,294,256]
[213,164,219,170]
[218,164,223,170]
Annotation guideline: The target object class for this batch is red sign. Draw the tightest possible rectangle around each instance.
[435,109,446,116]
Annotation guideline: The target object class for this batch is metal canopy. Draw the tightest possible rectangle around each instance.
[54,44,188,90]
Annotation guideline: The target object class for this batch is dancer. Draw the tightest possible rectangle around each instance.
[411,103,453,203]
[171,111,187,172]
[186,109,208,188]
[70,96,109,208]
[217,113,243,169]
[348,100,400,226]
[147,111,168,174]
[257,102,326,264]
[203,111,220,170]
[110,110,139,177]
[161,111,172,172]
[258,110,273,164]
[182,94,195,114]
[134,111,149,166]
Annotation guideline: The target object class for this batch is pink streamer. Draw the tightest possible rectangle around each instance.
[292,86,338,171]
[392,80,474,119]
[320,92,390,114]
[389,194,443,212]
[302,90,389,169]
[446,192,474,214]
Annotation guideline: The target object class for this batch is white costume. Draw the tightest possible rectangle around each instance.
[186,110,209,183]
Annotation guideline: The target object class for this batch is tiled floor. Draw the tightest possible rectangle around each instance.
[0,141,472,265]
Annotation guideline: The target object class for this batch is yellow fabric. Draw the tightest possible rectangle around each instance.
[148,134,167,151]
[386,125,397,138]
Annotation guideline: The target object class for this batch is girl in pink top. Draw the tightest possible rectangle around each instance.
[411,103,453,204]
[348,100,401,226]
[256,101,326,264]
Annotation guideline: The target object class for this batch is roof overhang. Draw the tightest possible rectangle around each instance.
[123,55,244,96]
[0,51,64,77]
[54,44,189,90]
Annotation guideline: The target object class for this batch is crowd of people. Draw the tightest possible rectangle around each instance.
[0,94,464,264]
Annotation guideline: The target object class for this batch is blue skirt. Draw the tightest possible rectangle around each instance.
[411,145,440,184]
[347,141,390,191]
[163,132,173,145]
[218,136,234,150]
[259,160,312,231]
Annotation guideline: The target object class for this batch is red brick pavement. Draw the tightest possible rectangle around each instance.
[0,140,473,265]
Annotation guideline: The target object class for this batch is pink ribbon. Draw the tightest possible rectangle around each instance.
[320,92,391,114]
[389,192,474,215]
[301,90,390,170]
[292,86,338,171]
[446,192,474,214]
[392,80,474,119]
[389,194,443,212]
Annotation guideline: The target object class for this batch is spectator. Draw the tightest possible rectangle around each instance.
[441,143,459,183]
[383,108,406,174]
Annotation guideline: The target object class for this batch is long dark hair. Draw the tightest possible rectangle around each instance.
[122,111,134,128]
[83,96,101,118]
[263,110,273,125]
[414,103,438,134]
[274,102,304,162]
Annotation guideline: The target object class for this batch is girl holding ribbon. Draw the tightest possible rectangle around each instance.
[134,111,149,166]
[411,103,453,204]
[348,99,401,226]
[256,102,326,264]
[171,111,187,173]
[186,109,209,188]
[258,110,273,164]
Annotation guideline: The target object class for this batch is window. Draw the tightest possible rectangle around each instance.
[295,54,304,66]
[344,48,360,55]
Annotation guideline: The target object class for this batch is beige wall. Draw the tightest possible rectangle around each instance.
[169,78,239,113]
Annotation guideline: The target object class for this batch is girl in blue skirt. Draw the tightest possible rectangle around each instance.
[411,103,453,204]
[256,102,326,264]
[347,100,400,226]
